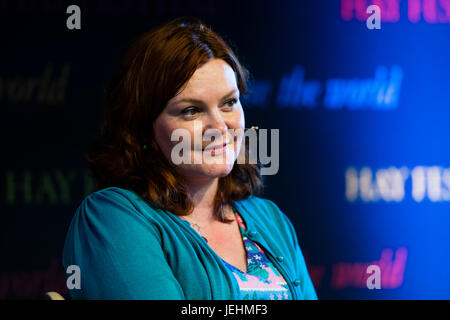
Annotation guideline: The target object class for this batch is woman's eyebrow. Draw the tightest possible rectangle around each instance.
[176,89,238,104]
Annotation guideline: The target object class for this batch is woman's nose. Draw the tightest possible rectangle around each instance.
[204,110,227,136]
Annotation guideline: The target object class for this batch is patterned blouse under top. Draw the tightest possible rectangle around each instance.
[220,207,292,300]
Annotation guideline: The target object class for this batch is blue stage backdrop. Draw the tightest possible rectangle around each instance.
[2,0,450,299]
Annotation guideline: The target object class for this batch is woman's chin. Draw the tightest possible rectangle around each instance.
[200,162,235,178]
[177,162,234,182]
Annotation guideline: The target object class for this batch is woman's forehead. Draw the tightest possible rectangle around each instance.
[175,59,238,100]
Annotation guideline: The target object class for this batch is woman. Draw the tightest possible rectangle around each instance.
[62,17,317,300]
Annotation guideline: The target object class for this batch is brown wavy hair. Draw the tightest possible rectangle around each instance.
[86,17,263,222]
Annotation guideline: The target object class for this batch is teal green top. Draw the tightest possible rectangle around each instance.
[62,187,318,300]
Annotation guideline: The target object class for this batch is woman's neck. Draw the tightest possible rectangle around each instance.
[184,178,220,224]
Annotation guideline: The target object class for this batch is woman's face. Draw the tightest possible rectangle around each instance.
[153,58,245,185]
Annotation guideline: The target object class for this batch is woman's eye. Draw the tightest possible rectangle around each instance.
[181,107,199,116]
[223,98,238,108]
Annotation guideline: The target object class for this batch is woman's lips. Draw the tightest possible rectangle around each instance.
[204,143,227,156]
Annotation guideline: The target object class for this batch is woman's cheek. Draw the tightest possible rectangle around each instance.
[236,104,245,128]
[156,125,179,162]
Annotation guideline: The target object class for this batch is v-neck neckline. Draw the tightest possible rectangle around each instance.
[220,206,250,274]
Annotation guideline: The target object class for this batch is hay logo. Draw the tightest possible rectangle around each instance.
[342,0,450,24]
[346,166,450,203]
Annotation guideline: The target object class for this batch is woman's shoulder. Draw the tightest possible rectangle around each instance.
[83,186,141,204]
[63,187,165,264]
[236,194,282,211]
[73,186,162,224]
